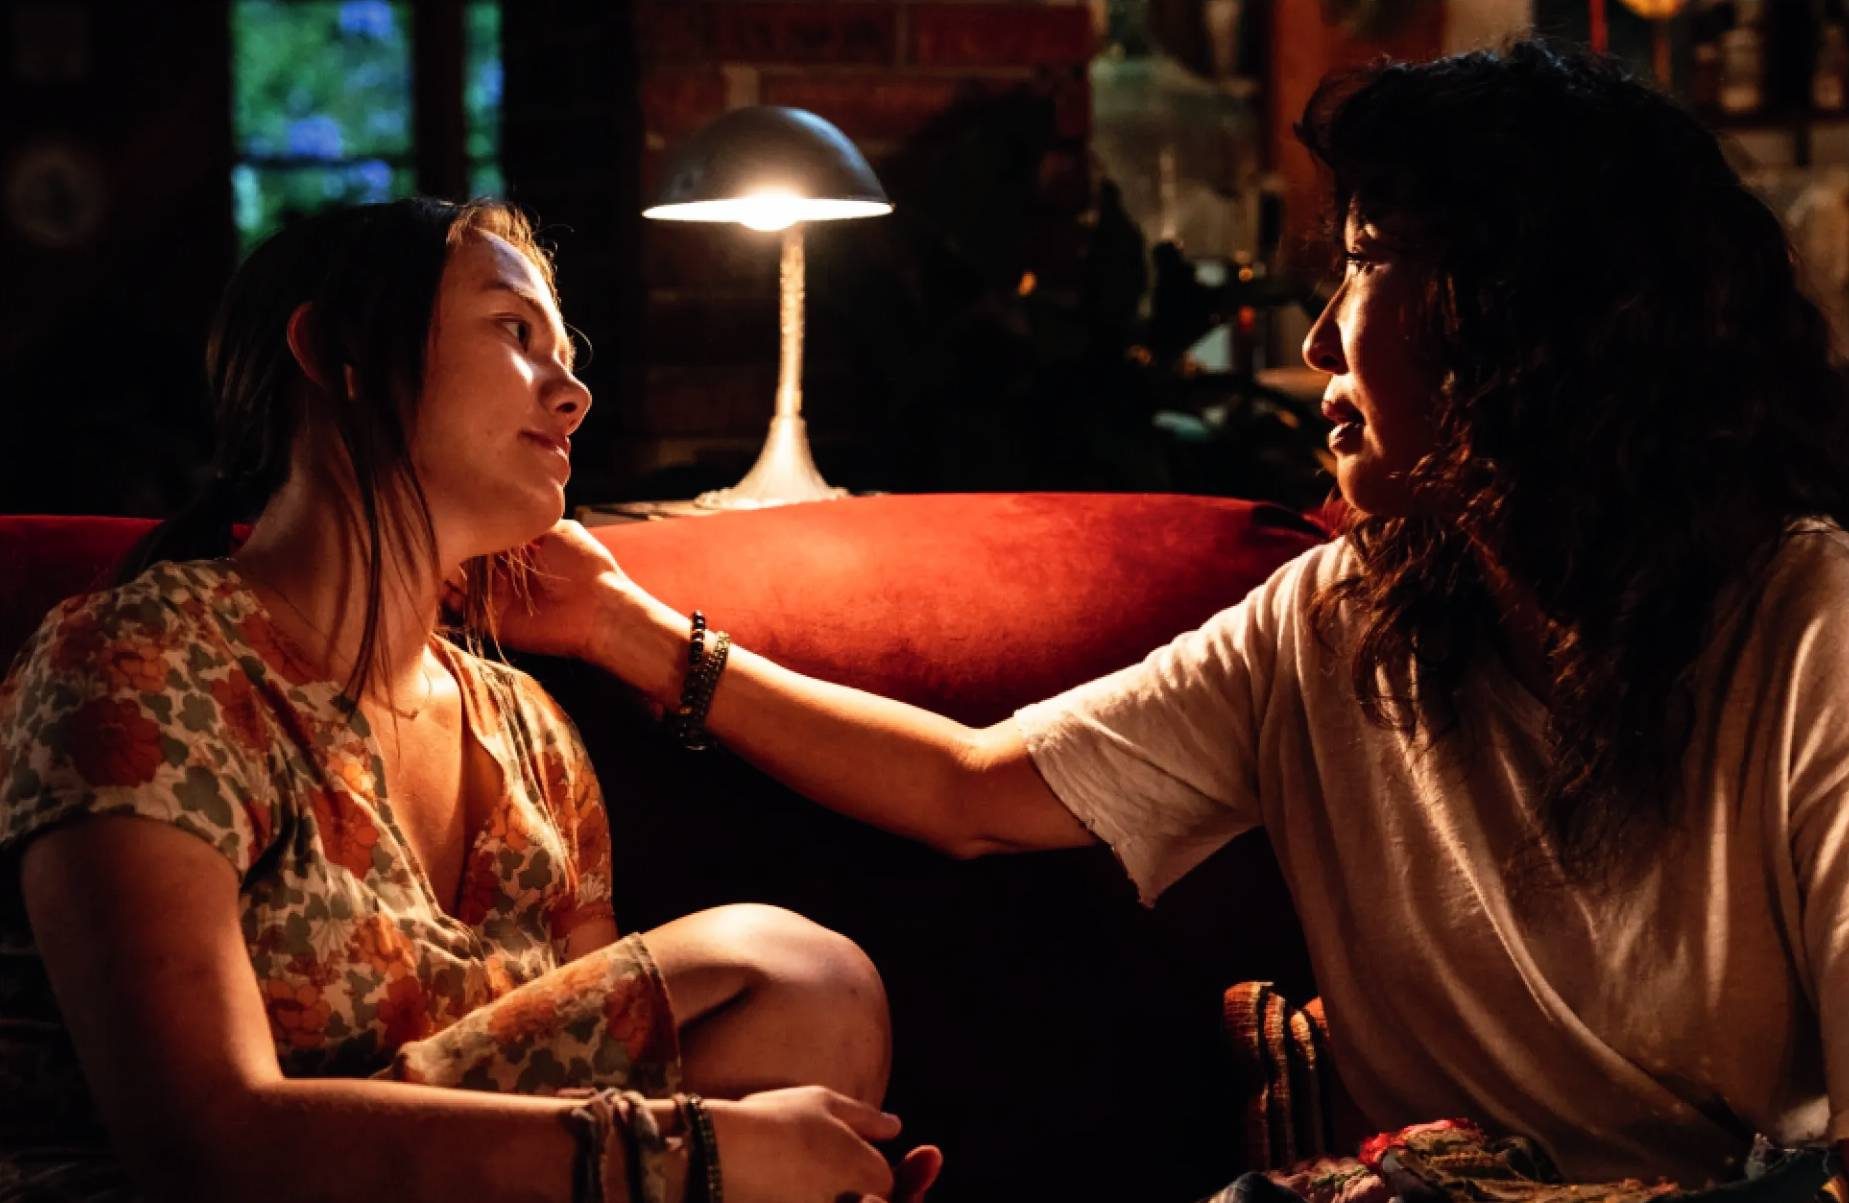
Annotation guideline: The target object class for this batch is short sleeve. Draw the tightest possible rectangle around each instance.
[1782,544,1849,1143]
[1014,543,1329,905]
[0,582,279,878]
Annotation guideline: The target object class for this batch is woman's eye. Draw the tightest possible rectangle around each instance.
[501,317,531,345]
[1342,250,1375,273]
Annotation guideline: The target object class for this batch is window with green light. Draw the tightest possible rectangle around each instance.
[231,0,502,255]
[464,1,504,201]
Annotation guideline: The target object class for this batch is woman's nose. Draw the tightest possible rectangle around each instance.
[550,371,592,432]
[1301,296,1345,375]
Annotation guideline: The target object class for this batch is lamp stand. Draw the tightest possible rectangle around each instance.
[696,225,848,509]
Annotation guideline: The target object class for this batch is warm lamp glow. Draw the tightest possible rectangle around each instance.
[1614,0,1685,17]
[642,192,892,230]
[641,106,892,508]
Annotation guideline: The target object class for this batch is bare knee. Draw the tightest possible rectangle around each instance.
[708,904,885,1020]
[645,903,892,1101]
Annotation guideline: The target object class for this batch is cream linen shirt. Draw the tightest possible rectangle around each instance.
[1015,523,1849,1186]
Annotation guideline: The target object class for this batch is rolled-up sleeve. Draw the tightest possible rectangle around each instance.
[1787,601,1849,1142]
[1014,545,1324,905]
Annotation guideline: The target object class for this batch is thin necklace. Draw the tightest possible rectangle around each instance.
[232,556,433,721]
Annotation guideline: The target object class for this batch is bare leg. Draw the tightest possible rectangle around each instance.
[640,904,892,1105]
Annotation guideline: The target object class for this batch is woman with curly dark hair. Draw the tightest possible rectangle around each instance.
[499,39,1849,1188]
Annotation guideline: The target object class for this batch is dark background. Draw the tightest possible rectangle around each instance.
[0,2,1761,1198]
[1,0,1695,520]
[0,0,1448,521]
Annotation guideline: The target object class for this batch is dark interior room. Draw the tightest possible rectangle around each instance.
[5,2,1849,1202]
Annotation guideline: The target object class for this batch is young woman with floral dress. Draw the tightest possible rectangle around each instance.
[0,199,939,1203]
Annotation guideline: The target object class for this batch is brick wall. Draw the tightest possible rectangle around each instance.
[627,1,1097,495]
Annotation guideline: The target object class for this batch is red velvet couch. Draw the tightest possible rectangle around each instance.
[0,493,1328,1202]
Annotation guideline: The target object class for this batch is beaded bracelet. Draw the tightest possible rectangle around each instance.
[671,612,731,751]
[681,632,730,750]
[676,1093,723,1203]
[670,611,708,745]
[686,610,707,678]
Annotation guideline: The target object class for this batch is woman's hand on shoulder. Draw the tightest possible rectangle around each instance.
[471,521,643,662]
[707,1085,942,1203]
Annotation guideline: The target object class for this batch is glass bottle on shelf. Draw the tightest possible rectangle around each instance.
[1719,0,1767,116]
[1090,0,1262,267]
[1815,0,1849,114]
[1689,1,1729,115]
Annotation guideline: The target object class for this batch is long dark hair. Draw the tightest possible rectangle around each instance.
[120,198,559,706]
[1299,40,1849,884]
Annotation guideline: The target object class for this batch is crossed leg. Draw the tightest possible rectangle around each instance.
[641,903,892,1105]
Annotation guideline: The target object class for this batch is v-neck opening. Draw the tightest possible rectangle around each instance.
[429,639,516,924]
[211,558,509,932]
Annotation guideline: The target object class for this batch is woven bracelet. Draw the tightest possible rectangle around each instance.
[561,1090,616,1203]
[611,1090,669,1203]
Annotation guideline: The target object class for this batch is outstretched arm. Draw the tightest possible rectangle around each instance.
[500,522,1095,860]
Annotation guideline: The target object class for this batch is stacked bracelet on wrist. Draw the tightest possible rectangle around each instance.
[676,1092,723,1203]
[562,1088,669,1203]
[669,610,731,751]
[562,1087,719,1203]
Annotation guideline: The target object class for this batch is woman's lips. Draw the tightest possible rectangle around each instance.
[1321,397,1365,454]
[1327,421,1366,454]
[521,431,571,478]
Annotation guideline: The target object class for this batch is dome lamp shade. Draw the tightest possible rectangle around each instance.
[639,106,892,507]
[643,106,892,232]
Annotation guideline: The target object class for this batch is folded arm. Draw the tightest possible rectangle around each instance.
[20,814,634,1203]
[23,815,914,1202]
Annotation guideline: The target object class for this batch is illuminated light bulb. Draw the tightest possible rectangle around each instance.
[737,190,804,232]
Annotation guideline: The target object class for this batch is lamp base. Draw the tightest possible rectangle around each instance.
[695,413,848,509]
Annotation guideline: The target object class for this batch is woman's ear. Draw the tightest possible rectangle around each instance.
[284,302,361,400]
[284,302,330,389]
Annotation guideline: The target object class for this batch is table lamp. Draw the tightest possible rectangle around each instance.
[1613,0,1686,86]
[644,106,893,508]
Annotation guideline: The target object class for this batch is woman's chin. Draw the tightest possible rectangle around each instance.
[1334,459,1416,519]
[460,491,566,559]
[517,494,568,547]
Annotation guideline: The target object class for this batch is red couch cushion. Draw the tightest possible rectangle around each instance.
[0,495,1325,722]
[0,516,156,671]
[595,492,1325,723]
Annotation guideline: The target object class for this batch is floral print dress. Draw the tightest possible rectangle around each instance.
[0,559,680,1166]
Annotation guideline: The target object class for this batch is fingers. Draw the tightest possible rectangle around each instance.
[894,1144,944,1203]
[811,1090,899,1199]
[843,1145,942,1203]
[821,1090,904,1142]
[438,578,467,622]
